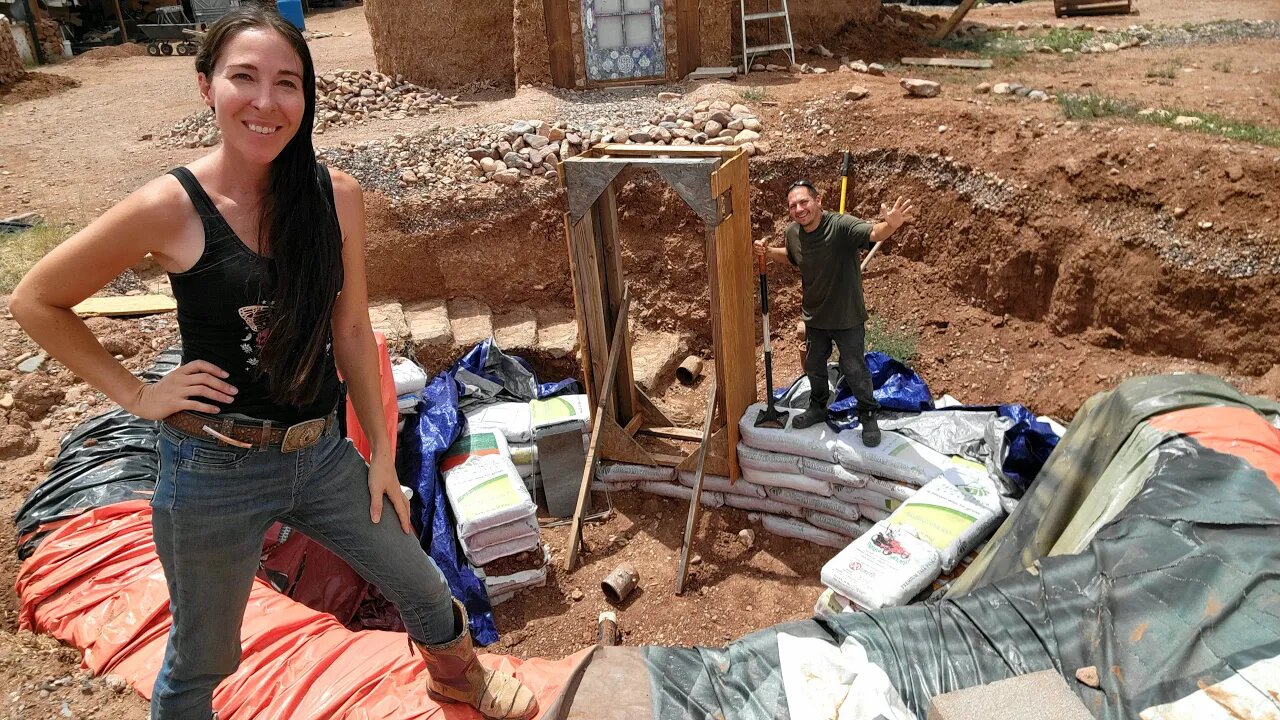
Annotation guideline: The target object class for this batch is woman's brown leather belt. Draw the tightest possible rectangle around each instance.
[162,412,336,453]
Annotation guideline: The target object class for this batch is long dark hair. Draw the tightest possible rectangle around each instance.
[196,7,343,408]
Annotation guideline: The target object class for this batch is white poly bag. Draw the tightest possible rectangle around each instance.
[677,471,767,498]
[742,464,833,496]
[462,532,541,566]
[834,429,955,487]
[635,481,725,508]
[440,430,511,474]
[857,503,893,523]
[807,511,873,539]
[820,521,942,610]
[831,479,916,514]
[465,402,534,443]
[886,476,1003,571]
[479,543,549,602]
[739,403,841,462]
[759,514,848,549]
[442,454,537,540]
[736,443,805,474]
[764,486,861,521]
[529,394,591,431]
[799,457,873,488]
[598,463,676,483]
[723,493,806,518]
[391,356,428,396]
[463,513,539,548]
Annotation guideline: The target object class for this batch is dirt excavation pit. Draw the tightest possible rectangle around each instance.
[367,147,1279,423]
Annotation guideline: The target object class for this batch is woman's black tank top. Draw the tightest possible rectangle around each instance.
[165,165,341,424]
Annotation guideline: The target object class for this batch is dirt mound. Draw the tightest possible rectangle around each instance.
[824,5,943,63]
[74,43,149,63]
[0,72,78,106]
[12,375,64,421]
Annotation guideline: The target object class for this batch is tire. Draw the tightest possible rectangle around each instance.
[176,42,191,56]
[147,42,161,56]
[160,42,174,56]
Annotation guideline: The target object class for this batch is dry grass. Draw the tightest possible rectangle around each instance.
[0,225,71,293]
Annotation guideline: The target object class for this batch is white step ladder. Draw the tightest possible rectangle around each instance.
[740,0,796,74]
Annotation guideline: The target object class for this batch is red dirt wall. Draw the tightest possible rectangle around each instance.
[363,0,515,89]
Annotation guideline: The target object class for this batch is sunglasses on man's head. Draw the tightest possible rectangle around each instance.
[789,180,817,195]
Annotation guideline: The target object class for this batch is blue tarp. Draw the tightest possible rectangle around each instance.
[400,340,579,645]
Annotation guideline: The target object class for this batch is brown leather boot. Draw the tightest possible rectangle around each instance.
[414,600,537,720]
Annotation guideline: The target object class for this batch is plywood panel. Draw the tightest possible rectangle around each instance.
[709,150,756,481]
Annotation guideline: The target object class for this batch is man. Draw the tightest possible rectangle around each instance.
[755,180,916,447]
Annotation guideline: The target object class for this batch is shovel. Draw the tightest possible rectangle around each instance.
[754,249,789,429]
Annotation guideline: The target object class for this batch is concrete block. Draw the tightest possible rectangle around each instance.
[927,671,1094,720]
[494,306,538,349]
[367,301,410,350]
[535,306,578,359]
[404,299,452,349]
[447,298,493,348]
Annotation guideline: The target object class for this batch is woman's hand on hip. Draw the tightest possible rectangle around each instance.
[368,453,413,535]
[128,360,237,420]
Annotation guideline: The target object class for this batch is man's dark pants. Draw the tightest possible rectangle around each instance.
[804,324,879,415]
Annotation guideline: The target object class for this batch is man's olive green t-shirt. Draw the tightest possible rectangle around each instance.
[785,211,874,330]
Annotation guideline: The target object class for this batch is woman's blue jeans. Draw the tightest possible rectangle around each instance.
[148,419,455,719]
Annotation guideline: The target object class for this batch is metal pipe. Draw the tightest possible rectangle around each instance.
[675,355,704,386]
[597,611,620,646]
[601,562,639,604]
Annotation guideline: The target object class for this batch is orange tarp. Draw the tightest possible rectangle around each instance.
[16,501,586,719]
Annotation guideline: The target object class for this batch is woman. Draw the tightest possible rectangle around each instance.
[10,9,536,720]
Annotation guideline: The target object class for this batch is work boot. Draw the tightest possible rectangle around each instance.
[859,411,881,448]
[791,402,829,430]
[415,600,537,720]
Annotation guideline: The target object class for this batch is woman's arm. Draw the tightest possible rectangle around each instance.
[328,169,412,534]
[9,177,237,419]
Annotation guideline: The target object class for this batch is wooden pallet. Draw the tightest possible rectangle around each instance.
[1054,0,1132,17]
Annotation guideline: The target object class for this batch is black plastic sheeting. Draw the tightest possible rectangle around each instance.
[635,376,1280,720]
[14,350,180,560]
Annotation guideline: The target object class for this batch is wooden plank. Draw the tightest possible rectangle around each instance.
[934,0,979,41]
[688,66,737,80]
[623,414,644,436]
[709,150,756,481]
[651,453,685,467]
[563,213,596,410]
[634,385,676,427]
[674,375,717,595]
[901,56,994,69]
[676,426,729,477]
[565,212,611,417]
[566,288,631,572]
[1054,0,1131,16]
[590,144,739,159]
[73,295,177,317]
[596,184,638,425]
[543,0,575,88]
[599,415,657,466]
[638,426,704,442]
[676,0,701,78]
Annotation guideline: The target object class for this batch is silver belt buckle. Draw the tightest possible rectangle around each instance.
[281,417,326,453]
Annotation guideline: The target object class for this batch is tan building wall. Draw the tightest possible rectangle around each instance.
[364,0,515,89]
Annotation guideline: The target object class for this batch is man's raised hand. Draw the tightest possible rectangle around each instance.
[880,196,918,230]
